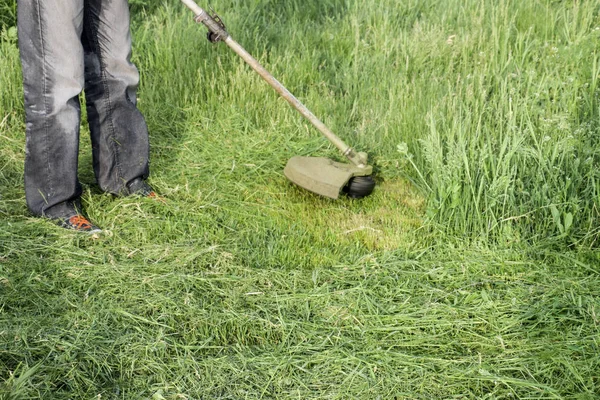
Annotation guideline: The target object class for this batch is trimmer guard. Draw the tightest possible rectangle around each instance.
[284,156,373,199]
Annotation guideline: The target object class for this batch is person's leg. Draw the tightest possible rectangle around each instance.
[82,0,150,196]
[17,0,85,217]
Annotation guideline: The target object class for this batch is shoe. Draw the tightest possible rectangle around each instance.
[127,178,164,202]
[59,215,102,233]
[127,178,157,197]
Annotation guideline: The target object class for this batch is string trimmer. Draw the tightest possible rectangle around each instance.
[180,0,376,199]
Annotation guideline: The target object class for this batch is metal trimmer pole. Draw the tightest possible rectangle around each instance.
[179,0,368,168]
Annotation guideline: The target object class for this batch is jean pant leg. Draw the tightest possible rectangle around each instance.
[17,0,85,217]
[82,0,150,195]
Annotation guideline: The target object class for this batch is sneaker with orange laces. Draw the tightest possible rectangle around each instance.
[60,215,102,233]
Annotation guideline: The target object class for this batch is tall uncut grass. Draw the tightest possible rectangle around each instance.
[1,0,600,398]
[396,0,600,246]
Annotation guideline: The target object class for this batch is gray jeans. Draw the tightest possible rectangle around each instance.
[18,0,150,217]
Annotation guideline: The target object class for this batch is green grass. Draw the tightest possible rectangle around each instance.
[0,0,15,31]
[1,0,600,398]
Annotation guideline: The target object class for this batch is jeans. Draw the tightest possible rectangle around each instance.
[17,0,150,217]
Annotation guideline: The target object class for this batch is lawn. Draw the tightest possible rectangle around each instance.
[1,0,599,398]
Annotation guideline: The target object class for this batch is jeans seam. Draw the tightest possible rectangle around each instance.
[35,0,53,212]
[84,6,123,191]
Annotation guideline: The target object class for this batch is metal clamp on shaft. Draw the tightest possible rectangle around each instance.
[193,8,229,43]
[343,148,369,169]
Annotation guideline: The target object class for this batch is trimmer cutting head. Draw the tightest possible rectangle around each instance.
[284,156,375,199]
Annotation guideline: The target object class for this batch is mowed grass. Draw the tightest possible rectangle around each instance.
[1,0,600,398]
